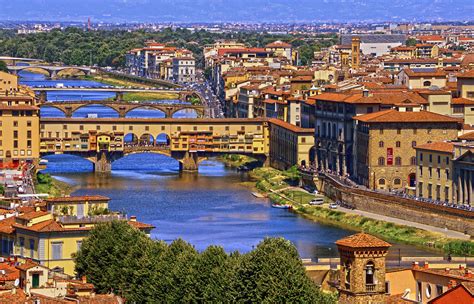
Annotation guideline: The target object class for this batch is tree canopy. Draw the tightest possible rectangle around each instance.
[75,221,336,303]
[0,28,337,68]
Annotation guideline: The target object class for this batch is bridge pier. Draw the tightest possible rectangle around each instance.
[93,151,112,173]
[50,70,58,80]
[38,91,47,103]
[115,92,124,101]
[176,151,199,172]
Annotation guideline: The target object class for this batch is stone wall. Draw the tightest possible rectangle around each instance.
[318,175,474,236]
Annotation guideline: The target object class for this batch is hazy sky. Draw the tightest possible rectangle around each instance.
[0,0,473,23]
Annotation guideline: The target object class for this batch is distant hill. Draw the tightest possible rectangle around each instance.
[1,0,473,23]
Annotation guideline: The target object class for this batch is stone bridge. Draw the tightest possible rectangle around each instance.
[34,87,203,104]
[7,65,92,79]
[40,101,205,118]
[39,117,270,172]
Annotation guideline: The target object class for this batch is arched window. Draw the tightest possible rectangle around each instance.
[411,156,417,165]
[344,262,351,288]
[378,157,385,166]
[379,141,384,148]
[396,141,401,148]
[395,157,402,166]
[412,141,417,147]
[423,80,431,87]
[394,178,401,185]
[378,178,386,185]
[365,261,375,285]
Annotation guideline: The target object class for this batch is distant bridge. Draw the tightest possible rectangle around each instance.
[33,87,203,103]
[7,65,92,79]
[40,100,205,118]
[0,56,43,65]
[39,117,269,172]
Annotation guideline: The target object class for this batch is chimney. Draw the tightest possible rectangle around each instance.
[465,270,472,278]
[447,279,457,289]
[130,216,137,222]
[459,265,465,271]
[424,262,429,269]
[82,276,87,283]
[363,89,369,97]
[445,268,450,273]
[412,262,419,269]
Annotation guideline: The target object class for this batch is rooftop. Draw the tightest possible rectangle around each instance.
[336,233,391,249]
[415,141,455,153]
[354,109,461,124]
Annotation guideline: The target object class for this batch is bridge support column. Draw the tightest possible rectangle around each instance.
[38,91,47,103]
[178,152,199,172]
[93,151,112,173]
[50,70,58,80]
[115,92,124,101]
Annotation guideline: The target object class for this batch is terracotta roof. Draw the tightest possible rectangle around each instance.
[457,70,474,78]
[336,233,391,248]
[459,131,474,141]
[403,68,446,77]
[268,118,314,134]
[0,263,20,282]
[354,109,461,124]
[415,142,455,153]
[265,41,292,48]
[0,217,17,235]
[46,195,110,203]
[461,282,474,295]
[15,260,42,272]
[0,288,27,304]
[16,210,49,221]
[414,268,474,282]
[127,220,155,230]
[291,76,313,82]
[452,98,474,105]
[13,219,70,233]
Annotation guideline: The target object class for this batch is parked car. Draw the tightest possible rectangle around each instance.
[309,198,324,206]
[329,203,338,209]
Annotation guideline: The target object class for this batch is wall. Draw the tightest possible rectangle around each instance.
[319,175,474,235]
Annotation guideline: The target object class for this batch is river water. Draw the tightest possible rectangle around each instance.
[21,71,440,260]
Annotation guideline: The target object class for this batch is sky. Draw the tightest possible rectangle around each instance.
[0,0,473,23]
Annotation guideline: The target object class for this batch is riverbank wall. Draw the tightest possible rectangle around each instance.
[316,174,474,236]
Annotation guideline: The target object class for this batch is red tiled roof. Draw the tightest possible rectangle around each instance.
[403,68,446,77]
[16,211,49,221]
[336,233,391,248]
[0,288,27,304]
[0,217,17,235]
[354,109,461,124]
[268,118,314,134]
[0,263,20,282]
[452,98,474,105]
[415,142,455,153]
[457,70,474,78]
[16,260,42,272]
[127,220,155,230]
[459,131,474,140]
[265,41,292,48]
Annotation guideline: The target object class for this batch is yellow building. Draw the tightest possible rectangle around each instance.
[457,70,474,99]
[45,195,110,217]
[415,142,455,202]
[396,68,447,89]
[268,118,314,170]
[0,200,154,276]
[354,109,460,191]
[0,72,40,167]
[0,71,19,92]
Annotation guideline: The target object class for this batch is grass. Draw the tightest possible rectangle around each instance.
[244,166,474,256]
[35,173,73,197]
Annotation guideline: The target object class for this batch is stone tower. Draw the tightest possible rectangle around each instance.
[336,233,391,304]
[351,37,361,69]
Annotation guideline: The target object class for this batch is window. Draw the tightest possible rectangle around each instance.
[379,141,384,148]
[429,167,432,178]
[413,128,417,134]
[395,157,402,166]
[29,239,34,258]
[77,241,82,252]
[397,128,401,134]
[396,141,401,148]
[436,285,443,296]
[394,178,401,185]
[427,128,432,134]
[411,157,417,165]
[301,137,306,143]
[19,237,24,256]
[437,155,441,164]
[420,153,423,161]
[52,242,63,260]
[379,128,384,135]
[429,154,432,163]
[365,262,375,286]
[446,169,450,179]
[379,179,386,185]
[446,157,449,164]
[378,157,385,166]
[423,80,432,87]
[437,168,440,179]
[412,141,417,147]
[426,284,432,299]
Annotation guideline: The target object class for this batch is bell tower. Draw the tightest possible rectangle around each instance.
[336,233,391,304]
[351,37,361,69]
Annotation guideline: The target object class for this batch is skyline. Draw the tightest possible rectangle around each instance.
[0,0,473,23]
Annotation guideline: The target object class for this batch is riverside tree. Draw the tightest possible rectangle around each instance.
[75,221,336,303]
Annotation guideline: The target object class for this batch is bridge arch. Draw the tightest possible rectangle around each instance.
[138,133,155,146]
[39,104,67,117]
[171,107,200,118]
[16,66,52,77]
[56,67,89,77]
[124,105,167,118]
[156,133,171,146]
[71,103,120,118]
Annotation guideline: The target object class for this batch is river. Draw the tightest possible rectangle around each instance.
[21,71,440,260]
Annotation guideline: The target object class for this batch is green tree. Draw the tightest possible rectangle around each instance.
[0,61,8,72]
[74,220,153,294]
[406,38,417,46]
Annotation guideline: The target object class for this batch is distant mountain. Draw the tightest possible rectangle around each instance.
[0,0,473,23]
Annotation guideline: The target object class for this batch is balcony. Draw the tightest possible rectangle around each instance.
[366,284,376,292]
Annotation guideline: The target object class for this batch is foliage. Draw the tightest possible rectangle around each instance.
[75,221,335,303]
[406,38,417,46]
[0,61,7,72]
[88,206,110,216]
[36,172,53,185]
[0,184,4,195]
[0,28,337,68]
